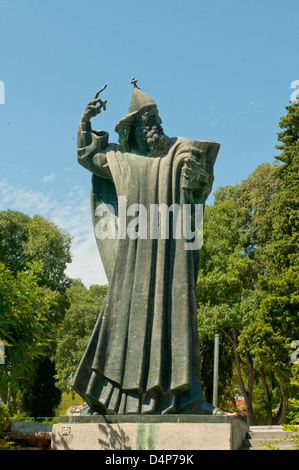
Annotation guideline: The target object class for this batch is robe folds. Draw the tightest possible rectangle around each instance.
[71,125,218,414]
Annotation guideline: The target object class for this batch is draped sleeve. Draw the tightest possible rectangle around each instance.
[77,121,112,179]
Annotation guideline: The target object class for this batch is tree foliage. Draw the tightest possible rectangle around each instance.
[21,357,62,417]
[0,262,56,404]
[0,210,72,291]
[242,101,299,423]
[197,173,267,423]
[271,101,299,272]
[197,101,299,424]
[0,210,72,413]
[54,279,108,391]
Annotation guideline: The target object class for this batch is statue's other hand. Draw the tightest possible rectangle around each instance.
[182,157,208,183]
[81,85,107,123]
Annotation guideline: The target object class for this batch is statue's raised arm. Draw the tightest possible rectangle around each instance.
[80,84,107,123]
[77,84,110,178]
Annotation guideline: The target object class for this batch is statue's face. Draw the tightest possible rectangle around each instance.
[139,107,163,129]
[134,107,162,146]
[133,106,170,156]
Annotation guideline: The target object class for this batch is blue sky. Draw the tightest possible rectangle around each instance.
[0,0,298,286]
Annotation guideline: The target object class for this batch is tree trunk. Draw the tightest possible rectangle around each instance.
[261,369,273,424]
[222,328,255,425]
[6,382,11,408]
[273,384,288,424]
[6,370,11,410]
[244,348,255,425]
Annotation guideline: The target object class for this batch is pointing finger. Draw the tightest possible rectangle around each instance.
[94,84,107,99]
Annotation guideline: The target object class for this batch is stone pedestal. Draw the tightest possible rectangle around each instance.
[51,415,248,450]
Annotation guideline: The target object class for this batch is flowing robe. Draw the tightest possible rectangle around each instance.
[71,122,218,414]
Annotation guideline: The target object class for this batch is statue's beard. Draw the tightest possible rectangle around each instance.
[143,126,171,156]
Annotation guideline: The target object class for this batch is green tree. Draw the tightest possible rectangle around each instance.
[0,210,72,292]
[241,101,299,423]
[197,163,280,424]
[271,100,299,272]
[21,357,61,417]
[197,184,258,424]
[240,270,299,423]
[0,210,72,414]
[0,262,56,408]
[0,210,30,274]
[197,102,299,424]
[0,210,72,331]
[54,279,108,391]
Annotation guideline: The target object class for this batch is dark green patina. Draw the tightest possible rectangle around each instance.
[71,80,221,416]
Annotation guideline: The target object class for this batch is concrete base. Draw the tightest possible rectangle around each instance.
[51,415,248,450]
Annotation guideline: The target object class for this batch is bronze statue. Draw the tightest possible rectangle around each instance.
[71,80,222,415]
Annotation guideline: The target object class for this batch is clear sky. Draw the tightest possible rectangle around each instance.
[0,0,298,286]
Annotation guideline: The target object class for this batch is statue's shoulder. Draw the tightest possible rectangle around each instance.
[100,141,122,155]
[106,142,121,152]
